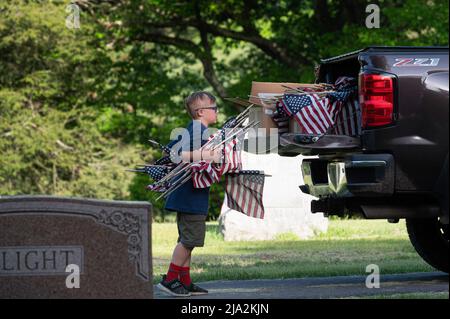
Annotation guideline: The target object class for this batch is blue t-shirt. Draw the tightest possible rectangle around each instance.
[164,120,210,215]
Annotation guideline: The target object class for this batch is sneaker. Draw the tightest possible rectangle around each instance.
[183,282,208,295]
[157,275,191,297]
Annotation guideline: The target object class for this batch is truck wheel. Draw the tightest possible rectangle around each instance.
[406,217,449,273]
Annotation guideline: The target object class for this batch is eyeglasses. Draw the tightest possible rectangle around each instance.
[196,105,219,113]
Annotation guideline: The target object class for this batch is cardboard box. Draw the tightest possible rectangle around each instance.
[249,82,306,134]
[248,82,287,131]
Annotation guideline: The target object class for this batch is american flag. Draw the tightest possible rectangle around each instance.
[137,140,178,191]
[330,98,361,136]
[279,94,312,116]
[148,139,178,159]
[275,77,361,136]
[225,170,265,219]
[334,76,356,89]
[279,93,335,135]
[222,116,238,129]
[143,165,169,181]
[136,140,177,189]
[326,78,360,136]
[146,182,170,192]
[191,128,244,188]
[144,164,172,192]
[154,155,173,166]
[145,162,192,192]
[275,101,288,116]
[327,87,356,102]
[273,101,291,134]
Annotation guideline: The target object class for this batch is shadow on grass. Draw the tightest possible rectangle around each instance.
[208,237,416,254]
[206,223,221,235]
[152,238,436,283]
[205,223,224,241]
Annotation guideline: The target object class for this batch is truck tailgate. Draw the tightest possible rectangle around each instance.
[278,133,361,156]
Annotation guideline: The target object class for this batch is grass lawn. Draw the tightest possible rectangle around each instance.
[152,218,435,285]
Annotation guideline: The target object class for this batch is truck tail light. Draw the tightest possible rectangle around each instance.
[359,73,395,128]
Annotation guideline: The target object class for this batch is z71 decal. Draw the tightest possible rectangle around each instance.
[393,58,440,67]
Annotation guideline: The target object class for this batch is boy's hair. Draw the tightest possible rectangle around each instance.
[184,91,216,119]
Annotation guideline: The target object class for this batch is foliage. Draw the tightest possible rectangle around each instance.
[0,1,142,199]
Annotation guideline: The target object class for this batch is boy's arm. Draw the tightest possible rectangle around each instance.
[180,148,222,163]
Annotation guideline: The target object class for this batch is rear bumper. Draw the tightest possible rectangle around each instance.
[301,153,441,220]
[300,154,395,198]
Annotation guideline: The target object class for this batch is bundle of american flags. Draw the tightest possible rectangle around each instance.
[128,104,268,219]
[266,77,361,136]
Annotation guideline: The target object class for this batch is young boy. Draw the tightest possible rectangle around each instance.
[157,91,221,297]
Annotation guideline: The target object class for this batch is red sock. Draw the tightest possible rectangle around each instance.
[179,266,192,286]
[165,263,183,282]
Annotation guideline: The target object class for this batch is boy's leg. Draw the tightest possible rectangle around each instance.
[182,252,191,267]
[164,241,191,282]
[179,248,193,286]
[164,212,196,281]
[171,242,191,266]
[171,212,208,294]
[157,244,192,296]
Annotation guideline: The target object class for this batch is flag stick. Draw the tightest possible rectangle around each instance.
[147,139,161,147]
[234,103,254,121]
[212,121,259,150]
[204,116,250,150]
[206,117,249,150]
[156,170,191,200]
[156,162,188,184]
[199,118,247,150]
[158,173,191,200]
[135,164,168,167]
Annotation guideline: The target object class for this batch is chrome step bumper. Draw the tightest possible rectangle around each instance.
[300,154,395,198]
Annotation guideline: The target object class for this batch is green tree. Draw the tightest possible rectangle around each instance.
[0,1,144,200]
[84,0,449,100]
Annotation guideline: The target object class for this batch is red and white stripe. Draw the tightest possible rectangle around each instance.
[291,96,361,136]
[293,94,335,134]
[191,136,243,188]
[225,174,265,219]
[331,98,361,136]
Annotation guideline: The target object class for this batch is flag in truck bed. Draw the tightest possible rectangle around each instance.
[273,77,361,136]
[278,93,335,135]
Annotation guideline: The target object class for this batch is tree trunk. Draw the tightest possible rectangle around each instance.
[194,2,240,111]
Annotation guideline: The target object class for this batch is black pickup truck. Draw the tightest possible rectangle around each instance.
[278,46,449,273]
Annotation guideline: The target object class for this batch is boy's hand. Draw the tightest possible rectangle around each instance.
[211,148,223,163]
[202,148,222,163]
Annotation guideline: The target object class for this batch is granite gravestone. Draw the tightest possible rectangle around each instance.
[0,195,152,299]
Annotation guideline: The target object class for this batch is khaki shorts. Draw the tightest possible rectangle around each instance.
[176,213,207,249]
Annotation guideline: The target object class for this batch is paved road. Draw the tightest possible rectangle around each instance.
[154,272,449,299]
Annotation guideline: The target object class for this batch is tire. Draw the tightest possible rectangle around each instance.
[406,217,449,273]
